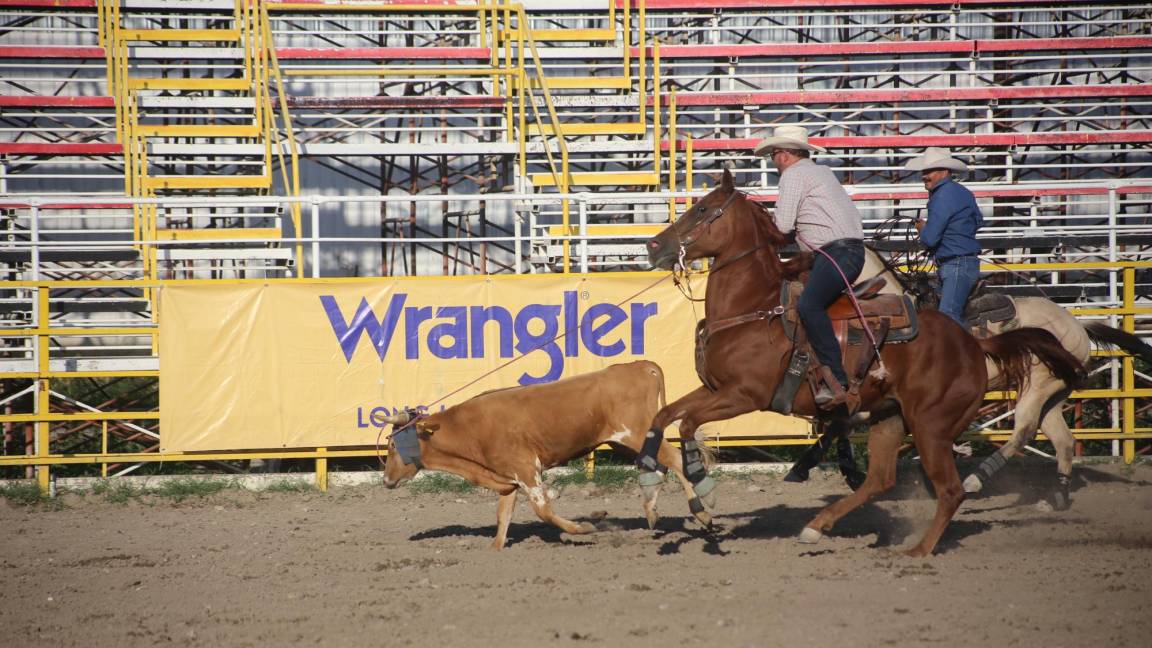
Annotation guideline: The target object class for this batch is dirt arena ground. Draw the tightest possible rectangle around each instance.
[2,458,1150,648]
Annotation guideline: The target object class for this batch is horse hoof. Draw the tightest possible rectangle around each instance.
[962,474,983,494]
[645,509,658,530]
[692,509,713,528]
[797,527,823,544]
[783,469,808,483]
[845,471,866,491]
[576,521,598,534]
[1053,491,1071,512]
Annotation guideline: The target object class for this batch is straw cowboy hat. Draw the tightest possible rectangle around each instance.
[904,147,968,173]
[753,125,827,156]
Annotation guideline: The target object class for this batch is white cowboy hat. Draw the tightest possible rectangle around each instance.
[904,147,968,173]
[753,125,827,156]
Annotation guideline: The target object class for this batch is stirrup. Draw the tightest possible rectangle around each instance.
[814,368,859,415]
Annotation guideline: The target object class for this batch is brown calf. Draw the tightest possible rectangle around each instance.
[376,361,696,549]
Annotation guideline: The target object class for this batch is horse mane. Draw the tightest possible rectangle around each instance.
[780,252,813,280]
[741,193,792,247]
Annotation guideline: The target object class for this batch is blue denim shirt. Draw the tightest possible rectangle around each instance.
[918,177,983,260]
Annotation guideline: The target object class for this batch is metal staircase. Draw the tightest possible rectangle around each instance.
[97,0,301,281]
[514,1,679,271]
[520,0,666,192]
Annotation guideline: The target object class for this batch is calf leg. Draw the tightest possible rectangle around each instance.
[518,472,597,539]
[656,440,696,504]
[491,490,518,550]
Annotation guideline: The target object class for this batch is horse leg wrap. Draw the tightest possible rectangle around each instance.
[636,428,666,473]
[638,470,665,499]
[688,496,705,515]
[1054,473,1072,511]
[681,440,707,484]
[974,449,1008,483]
[693,475,718,501]
[681,440,717,507]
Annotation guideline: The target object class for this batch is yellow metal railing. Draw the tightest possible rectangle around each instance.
[23,3,1146,493]
[3,261,1148,493]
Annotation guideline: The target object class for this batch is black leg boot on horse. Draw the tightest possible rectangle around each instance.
[636,426,715,528]
[635,427,668,516]
[834,426,866,491]
[681,439,716,526]
[784,404,866,490]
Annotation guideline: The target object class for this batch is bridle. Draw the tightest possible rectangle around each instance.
[672,188,774,275]
[673,188,742,253]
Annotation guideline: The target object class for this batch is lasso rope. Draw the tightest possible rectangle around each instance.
[796,233,889,379]
[374,271,676,466]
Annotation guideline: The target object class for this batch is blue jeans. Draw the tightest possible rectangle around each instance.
[798,239,865,387]
[936,255,981,325]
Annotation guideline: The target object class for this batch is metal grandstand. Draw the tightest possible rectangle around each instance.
[1,0,1149,487]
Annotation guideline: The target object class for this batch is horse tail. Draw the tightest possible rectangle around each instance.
[1084,322,1152,364]
[979,327,1087,391]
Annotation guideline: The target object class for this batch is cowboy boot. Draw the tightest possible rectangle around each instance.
[813,365,847,408]
[814,368,861,415]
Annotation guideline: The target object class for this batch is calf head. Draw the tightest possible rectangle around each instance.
[374,410,435,488]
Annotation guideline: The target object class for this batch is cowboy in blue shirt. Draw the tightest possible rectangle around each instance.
[905,147,985,325]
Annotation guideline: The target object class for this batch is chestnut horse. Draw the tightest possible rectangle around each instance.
[792,250,1151,509]
[639,170,1086,556]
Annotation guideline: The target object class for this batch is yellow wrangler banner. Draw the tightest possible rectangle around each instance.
[159,275,811,452]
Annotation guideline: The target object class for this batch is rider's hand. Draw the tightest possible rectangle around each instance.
[914,218,925,233]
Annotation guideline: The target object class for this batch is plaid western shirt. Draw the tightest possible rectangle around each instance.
[774,158,863,250]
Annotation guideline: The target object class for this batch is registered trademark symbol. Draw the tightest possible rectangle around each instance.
[580,291,590,300]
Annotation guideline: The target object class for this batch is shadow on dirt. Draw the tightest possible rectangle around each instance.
[409,513,664,548]
[956,457,1150,510]
[406,460,1147,554]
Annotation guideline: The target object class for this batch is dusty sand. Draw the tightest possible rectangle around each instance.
[2,458,1150,648]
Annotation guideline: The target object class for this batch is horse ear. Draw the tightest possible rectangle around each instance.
[721,168,734,191]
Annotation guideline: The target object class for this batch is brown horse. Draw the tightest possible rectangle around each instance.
[639,170,1086,556]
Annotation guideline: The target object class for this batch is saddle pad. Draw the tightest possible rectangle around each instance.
[964,292,1017,327]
